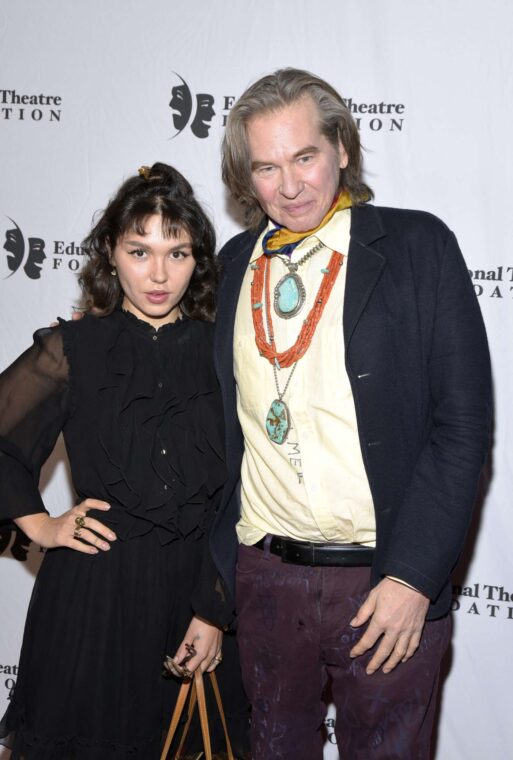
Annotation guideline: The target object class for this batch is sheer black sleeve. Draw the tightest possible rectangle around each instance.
[0,326,71,521]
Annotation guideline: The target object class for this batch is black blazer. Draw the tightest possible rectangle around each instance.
[211,204,492,619]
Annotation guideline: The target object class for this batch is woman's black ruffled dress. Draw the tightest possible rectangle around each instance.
[0,311,247,759]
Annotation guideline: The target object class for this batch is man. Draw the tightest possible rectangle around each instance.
[210,68,491,759]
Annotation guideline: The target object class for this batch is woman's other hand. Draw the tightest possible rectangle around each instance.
[49,308,87,328]
[14,498,116,554]
[165,616,223,678]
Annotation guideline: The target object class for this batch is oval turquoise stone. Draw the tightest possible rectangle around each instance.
[266,399,290,444]
[277,275,300,314]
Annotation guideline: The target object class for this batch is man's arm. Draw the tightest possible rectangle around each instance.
[351,225,492,673]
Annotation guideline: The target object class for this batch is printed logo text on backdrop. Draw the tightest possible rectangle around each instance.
[469,265,513,299]
[342,98,405,132]
[0,89,62,122]
[1,217,86,280]
[166,76,406,138]
[452,582,513,620]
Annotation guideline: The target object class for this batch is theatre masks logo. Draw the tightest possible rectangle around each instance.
[1,217,46,280]
[168,73,216,138]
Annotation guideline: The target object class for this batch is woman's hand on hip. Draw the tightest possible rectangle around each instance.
[14,499,116,554]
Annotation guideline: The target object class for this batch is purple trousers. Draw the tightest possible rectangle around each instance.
[236,543,451,760]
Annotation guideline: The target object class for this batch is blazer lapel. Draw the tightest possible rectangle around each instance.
[216,207,388,368]
[215,230,258,385]
[343,205,387,348]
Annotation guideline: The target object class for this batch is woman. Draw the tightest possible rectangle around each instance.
[0,163,247,758]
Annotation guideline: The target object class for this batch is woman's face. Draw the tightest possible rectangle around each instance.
[112,214,196,328]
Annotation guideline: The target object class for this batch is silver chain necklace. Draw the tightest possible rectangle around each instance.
[263,256,298,445]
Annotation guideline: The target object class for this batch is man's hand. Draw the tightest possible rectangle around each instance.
[349,577,430,674]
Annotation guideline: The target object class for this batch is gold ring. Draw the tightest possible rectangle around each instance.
[73,528,82,539]
[182,667,193,679]
[75,515,86,529]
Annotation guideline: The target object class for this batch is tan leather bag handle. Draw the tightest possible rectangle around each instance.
[160,670,235,760]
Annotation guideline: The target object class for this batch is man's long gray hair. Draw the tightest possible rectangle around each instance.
[222,67,373,229]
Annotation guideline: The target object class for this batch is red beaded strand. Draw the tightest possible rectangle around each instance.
[250,251,345,369]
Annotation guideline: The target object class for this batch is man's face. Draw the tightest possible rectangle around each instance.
[247,96,348,232]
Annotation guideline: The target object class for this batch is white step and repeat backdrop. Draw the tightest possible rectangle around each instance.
[0,1,511,757]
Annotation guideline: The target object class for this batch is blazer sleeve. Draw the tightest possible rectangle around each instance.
[0,326,71,521]
[190,526,234,629]
[382,228,492,600]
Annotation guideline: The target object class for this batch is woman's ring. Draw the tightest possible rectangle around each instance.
[75,515,86,529]
[163,656,183,678]
[213,652,223,663]
[73,528,82,539]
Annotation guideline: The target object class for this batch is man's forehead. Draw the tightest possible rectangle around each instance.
[246,97,326,154]
[247,95,320,130]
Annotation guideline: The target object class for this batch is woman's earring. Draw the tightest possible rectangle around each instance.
[110,267,117,276]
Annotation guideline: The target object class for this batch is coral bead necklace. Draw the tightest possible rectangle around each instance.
[250,249,345,443]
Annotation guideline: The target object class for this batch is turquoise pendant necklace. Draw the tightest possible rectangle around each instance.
[261,254,300,444]
[273,240,325,319]
[266,360,298,445]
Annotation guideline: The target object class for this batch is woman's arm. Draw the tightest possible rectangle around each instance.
[0,326,116,552]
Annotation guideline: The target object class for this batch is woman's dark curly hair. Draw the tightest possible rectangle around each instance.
[79,163,218,321]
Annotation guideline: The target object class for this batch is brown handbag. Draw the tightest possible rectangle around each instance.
[160,669,235,760]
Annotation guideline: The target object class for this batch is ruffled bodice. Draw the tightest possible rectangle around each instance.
[62,310,227,543]
[0,309,227,543]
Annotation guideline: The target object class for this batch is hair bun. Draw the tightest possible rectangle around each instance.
[139,162,194,200]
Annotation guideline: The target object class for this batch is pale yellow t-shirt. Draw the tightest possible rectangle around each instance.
[234,209,376,546]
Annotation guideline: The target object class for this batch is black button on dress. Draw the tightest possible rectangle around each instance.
[0,310,240,758]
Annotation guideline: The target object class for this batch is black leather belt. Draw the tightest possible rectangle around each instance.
[253,535,374,567]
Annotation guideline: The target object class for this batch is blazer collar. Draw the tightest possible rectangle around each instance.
[224,203,386,258]
[217,204,388,359]
[349,203,387,246]
[224,223,264,261]
[344,204,388,348]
